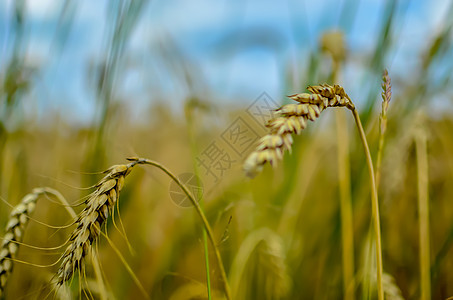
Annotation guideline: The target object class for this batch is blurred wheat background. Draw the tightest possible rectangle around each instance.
[1,0,453,299]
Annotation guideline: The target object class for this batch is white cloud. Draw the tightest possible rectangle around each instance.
[25,0,59,19]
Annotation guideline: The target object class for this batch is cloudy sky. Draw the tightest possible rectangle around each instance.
[0,0,451,124]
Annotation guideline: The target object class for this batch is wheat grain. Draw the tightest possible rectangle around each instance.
[244,84,355,177]
[56,161,137,285]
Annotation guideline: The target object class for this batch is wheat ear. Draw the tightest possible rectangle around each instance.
[0,188,56,296]
[55,158,231,299]
[376,69,392,190]
[56,161,137,285]
[244,84,355,177]
[245,83,384,299]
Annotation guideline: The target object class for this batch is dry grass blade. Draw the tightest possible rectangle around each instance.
[56,161,138,286]
[243,84,355,177]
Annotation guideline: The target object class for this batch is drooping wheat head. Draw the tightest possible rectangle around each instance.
[0,188,46,296]
[244,84,355,177]
[56,160,138,285]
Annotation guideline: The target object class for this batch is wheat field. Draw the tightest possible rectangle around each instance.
[1,1,453,299]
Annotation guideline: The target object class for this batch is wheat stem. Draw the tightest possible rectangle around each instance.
[336,109,355,300]
[375,131,385,190]
[136,159,232,300]
[351,108,384,300]
[186,105,212,300]
[330,62,355,300]
[202,229,211,299]
[416,131,431,300]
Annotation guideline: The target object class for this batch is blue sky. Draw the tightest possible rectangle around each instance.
[0,0,451,124]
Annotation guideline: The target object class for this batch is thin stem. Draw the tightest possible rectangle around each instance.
[375,128,385,190]
[203,229,212,299]
[351,109,384,300]
[186,108,212,300]
[331,63,355,300]
[336,109,355,300]
[137,159,232,300]
[416,132,431,300]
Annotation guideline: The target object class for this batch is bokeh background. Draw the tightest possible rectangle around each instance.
[1,0,453,299]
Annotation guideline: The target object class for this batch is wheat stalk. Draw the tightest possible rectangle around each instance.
[415,121,431,300]
[244,84,355,177]
[56,161,136,285]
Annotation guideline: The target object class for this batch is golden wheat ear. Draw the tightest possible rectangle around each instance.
[56,161,136,286]
[244,84,355,177]
[0,188,49,296]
